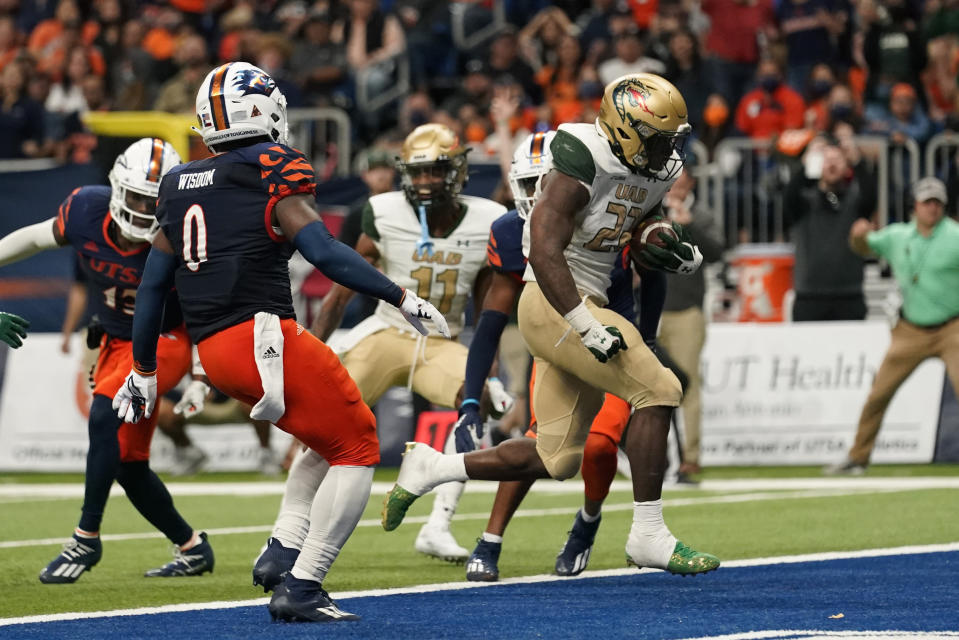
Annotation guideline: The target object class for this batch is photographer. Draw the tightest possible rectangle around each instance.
[784,129,877,321]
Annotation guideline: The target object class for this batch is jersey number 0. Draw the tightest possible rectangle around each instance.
[183,204,209,272]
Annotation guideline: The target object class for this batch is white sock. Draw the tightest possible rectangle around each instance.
[626,499,677,569]
[481,532,503,544]
[291,465,374,584]
[580,507,600,523]
[426,480,464,529]
[433,453,468,484]
[272,448,329,550]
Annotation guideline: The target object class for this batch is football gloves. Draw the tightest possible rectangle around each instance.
[486,377,514,419]
[398,289,451,338]
[173,379,211,418]
[113,369,157,423]
[580,323,627,363]
[638,221,704,275]
[451,401,484,453]
[0,312,29,349]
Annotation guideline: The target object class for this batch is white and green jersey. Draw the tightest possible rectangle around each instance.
[522,122,679,303]
[362,191,505,336]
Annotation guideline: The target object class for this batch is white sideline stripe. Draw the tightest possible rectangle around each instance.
[2,542,958,628]
[1,476,958,499]
[676,632,959,640]
[0,488,894,550]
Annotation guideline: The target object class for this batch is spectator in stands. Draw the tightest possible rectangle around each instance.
[822,82,863,133]
[395,0,455,90]
[91,0,125,66]
[776,0,848,93]
[536,34,587,126]
[0,61,46,159]
[488,27,540,104]
[518,5,579,72]
[784,133,875,321]
[859,0,925,106]
[598,27,665,85]
[440,58,494,123]
[291,7,346,106]
[804,63,837,130]
[576,0,618,62]
[272,0,308,40]
[27,0,99,76]
[665,28,712,132]
[658,169,725,481]
[700,93,733,154]
[0,15,23,73]
[153,33,208,114]
[45,46,91,139]
[254,33,303,108]
[920,36,959,128]
[864,82,932,145]
[827,176,959,475]
[334,0,405,103]
[735,59,806,139]
[109,19,156,110]
[701,0,776,107]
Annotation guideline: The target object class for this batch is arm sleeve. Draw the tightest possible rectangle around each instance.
[462,309,510,405]
[0,219,60,267]
[636,269,667,343]
[131,249,178,374]
[293,220,403,305]
[550,129,596,191]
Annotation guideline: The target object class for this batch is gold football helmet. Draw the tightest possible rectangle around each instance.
[398,123,469,212]
[596,73,691,179]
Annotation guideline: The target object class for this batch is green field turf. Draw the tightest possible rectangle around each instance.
[1,465,957,620]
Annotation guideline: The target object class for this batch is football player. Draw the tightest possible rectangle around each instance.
[0,138,215,583]
[305,123,507,563]
[112,62,447,623]
[382,73,720,577]
[461,132,677,581]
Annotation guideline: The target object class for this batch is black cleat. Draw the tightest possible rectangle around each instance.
[145,532,214,577]
[253,537,300,593]
[268,575,360,623]
[39,534,102,584]
[555,512,601,576]
[466,538,501,582]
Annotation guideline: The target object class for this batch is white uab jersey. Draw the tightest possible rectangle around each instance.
[522,122,679,303]
[366,191,505,336]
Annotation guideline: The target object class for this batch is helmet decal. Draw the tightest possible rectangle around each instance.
[146,138,165,184]
[233,68,276,97]
[615,79,656,125]
[529,132,547,164]
[208,63,232,131]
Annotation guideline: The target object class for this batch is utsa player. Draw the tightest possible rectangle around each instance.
[0,138,215,583]
[382,73,720,577]
[306,123,506,563]
[460,132,673,581]
[112,62,447,623]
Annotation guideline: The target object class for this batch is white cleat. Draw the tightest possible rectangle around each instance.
[395,442,444,496]
[415,524,469,563]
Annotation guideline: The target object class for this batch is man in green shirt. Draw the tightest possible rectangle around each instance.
[0,312,29,348]
[826,176,959,474]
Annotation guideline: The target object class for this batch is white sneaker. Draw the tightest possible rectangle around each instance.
[415,524,468,563]
[169,445,208,476]
[257,447,282,476]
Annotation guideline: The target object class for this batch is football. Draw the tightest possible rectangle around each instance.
[629,216,677,270]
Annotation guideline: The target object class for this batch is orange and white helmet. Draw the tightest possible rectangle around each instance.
[194,62,288,152]
[108,137,181,242]
[508,130,555,218]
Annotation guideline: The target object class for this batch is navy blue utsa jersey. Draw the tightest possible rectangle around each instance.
[486,209,635,319]
[156,142,312,343]
[57,185,180,340]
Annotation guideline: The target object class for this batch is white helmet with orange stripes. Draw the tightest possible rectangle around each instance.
[108,137,181,242]
[508,130,556,218]
[194,62,289,152]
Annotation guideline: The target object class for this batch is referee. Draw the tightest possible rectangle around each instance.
[826,177,959,474]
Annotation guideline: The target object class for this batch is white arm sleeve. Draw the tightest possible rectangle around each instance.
[0,219,60,267]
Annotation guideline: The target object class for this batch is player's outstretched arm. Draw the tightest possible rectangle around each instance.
[310,234,379,340]
[277,194,450,337]
[113,230,177,423]
[0,218,67,267]
[530,171,625,363]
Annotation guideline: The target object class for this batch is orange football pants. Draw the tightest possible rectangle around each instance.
[197,318,379,466]
[93,327,191,462]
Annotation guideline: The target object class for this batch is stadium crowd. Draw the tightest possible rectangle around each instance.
[1,0,959,169]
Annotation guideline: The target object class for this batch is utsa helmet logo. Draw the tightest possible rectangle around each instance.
[233,69,276,97]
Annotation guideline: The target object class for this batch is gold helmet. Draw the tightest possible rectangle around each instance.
[597,73,691,179]
[397,123,469,212]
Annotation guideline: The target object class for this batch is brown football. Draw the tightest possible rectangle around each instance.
[629,217,677,270]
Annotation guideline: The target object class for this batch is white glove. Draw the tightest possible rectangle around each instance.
[112,369,158,423]
[486,377,514,419]
[398,289,451,338]
[173,379,211,418]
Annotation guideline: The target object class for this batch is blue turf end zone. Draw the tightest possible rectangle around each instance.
[6,551,959,640]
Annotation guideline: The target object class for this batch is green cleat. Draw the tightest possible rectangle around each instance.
[381,485,420,531]
[626,541,720,576]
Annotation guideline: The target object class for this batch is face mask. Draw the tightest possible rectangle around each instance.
[810,80,833,99]
[409,109,429,128]
[703,103,729,127]
[830,104,853,122]
[760,76,780,93]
